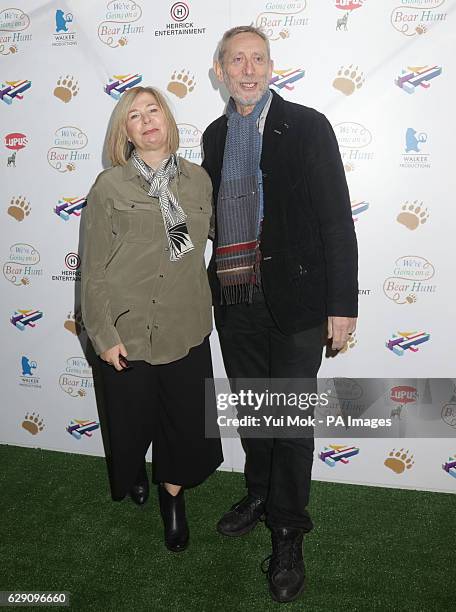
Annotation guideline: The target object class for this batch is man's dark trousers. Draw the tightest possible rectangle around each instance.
[215,289,324,532]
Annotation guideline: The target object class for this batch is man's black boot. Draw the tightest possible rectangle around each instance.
[217,494,265,536]
[264,527,305,603]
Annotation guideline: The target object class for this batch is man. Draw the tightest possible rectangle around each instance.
[202,26,358,603]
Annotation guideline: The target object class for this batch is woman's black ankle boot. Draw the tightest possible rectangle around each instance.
[158,484,189,552]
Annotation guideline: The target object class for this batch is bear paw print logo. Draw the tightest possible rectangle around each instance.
[415,24,427,35]
[405,294,417,304]
[118,36,128,46]
[278,29,289,39]
[64,312,85,336]
[333,65,365,96]
[397,202,429,231]
[339,332,357,354]
[8,196,31,222]
[54,75,79,103]
[344,162,355,173]
[384,448,415,474]
[167,70,196,99]
[77,388,86,397]
[22,412,45,435]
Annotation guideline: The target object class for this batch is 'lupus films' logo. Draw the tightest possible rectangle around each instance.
[5,132,27,167]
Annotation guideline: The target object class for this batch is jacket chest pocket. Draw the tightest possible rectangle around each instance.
[111,199,158,243]
[183,198,212,245]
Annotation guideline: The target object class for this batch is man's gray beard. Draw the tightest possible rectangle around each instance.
[223,70,269,107]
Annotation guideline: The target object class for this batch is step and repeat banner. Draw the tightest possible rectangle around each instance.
[1,0,455,493]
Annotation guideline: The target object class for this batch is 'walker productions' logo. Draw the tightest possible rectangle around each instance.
[442,454,456,479]
[0,9,32,55]
[351,200,369,221]
[177,123,202,162]
[255,1,309,40]
[400,128,430,169]
[397,200,429,230]
[47,127,89,173]
[54,197,87,220]
[383,255,436,305]
[270,68,305,92]
[105,74,142,99]
[386,331,430,356]
[395,65,442,94]
[319,444,360,467]
[52,252,81,283]
[98,1,144,47]
[59,357,93,398]
[10,308,43,331]
[3,243,42,286]
[19,356,41,389]
[67,419,100,440]
[335,1,366,31]
[52,9,77,47]
[154,1,206,37]
[333,122,374,172]
[391,0,447,37]
[0,80,31,105]
[5,132,27,167]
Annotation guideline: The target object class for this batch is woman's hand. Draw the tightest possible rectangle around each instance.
[100,343,128,371]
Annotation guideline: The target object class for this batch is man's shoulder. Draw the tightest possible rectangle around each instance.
[278,95,328,127]
[203,113,227,138]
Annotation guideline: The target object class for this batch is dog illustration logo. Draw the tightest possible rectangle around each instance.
[336,12,349,30]
[7,151,16,167]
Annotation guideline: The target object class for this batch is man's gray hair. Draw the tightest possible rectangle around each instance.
[217,25,271,65]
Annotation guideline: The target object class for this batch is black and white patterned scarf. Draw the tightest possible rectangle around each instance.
[131,150,194,261]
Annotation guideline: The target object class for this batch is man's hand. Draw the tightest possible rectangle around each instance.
[100,343,128,371]
[327,316,357,351]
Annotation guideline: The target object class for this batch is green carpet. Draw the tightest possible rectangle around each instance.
[0,445,453,611]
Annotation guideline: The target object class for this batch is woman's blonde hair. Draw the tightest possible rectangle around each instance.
[106,86,179,166]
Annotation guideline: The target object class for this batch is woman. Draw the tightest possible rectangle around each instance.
[81,86,223,552]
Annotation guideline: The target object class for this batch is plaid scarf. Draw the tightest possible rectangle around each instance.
[216,90,271,304]
[131,150,194,261]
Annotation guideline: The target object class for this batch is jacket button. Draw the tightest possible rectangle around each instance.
[154,324,159,329]
[130,204,135,208]
[152,299,156,304]
[159,274,164,278]
[146,325,150,330]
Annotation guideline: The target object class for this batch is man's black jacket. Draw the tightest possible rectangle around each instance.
[202,90,358,335]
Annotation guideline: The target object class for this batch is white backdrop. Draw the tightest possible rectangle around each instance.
[2,0,456,493]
